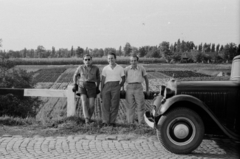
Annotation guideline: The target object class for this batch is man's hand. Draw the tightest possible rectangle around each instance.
[72,84,78,92]
[96,87,100,94]
[146,90,150,97]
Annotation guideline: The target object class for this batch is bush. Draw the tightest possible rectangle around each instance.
[0,57,41,118]
[0,94,40,117]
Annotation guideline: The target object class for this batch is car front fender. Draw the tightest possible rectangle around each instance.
[158,94,206,115]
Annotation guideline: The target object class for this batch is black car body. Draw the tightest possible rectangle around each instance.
[144,55,240,154]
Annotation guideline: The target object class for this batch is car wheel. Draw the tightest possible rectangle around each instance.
[156,107,204,154]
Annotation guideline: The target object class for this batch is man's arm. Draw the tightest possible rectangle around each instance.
[73,66,80,84]
[96,67,100,88]
[141,66,149,92]
[101,75,106,91]
[143,75,149,92]
[120,76,125,88]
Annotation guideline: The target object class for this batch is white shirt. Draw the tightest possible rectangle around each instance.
[102,64,125,83]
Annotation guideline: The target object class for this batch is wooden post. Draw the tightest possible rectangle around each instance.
[67,85,76,117]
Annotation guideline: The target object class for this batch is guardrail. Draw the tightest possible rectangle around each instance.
[0,86,160,117]
[0,85,76,117]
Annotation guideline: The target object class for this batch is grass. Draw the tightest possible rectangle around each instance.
[0,116,37,126]
[0,116,155,137]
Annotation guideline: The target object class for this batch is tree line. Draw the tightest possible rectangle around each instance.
[1,39,240,63]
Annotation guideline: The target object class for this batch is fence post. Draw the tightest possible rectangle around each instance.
[67,85,76,117]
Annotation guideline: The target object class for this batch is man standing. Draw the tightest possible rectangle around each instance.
[101,52,125,127]
[125,54,149,124]
[73,54,100,124]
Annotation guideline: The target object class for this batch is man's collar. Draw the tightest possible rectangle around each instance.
[130,65,139,70]
[84,64,92,68]
[109,63,117,67]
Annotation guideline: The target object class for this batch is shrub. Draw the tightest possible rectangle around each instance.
[0,94,40,117]
[0,57,41,118]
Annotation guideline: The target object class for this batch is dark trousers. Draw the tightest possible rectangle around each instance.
[101,81,120,124]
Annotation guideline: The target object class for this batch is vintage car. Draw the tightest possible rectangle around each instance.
[144,55,240,154]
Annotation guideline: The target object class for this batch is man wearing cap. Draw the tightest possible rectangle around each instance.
[73,54,100,124]
[125,54,149,124]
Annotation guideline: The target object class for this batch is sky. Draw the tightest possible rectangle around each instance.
[0,0,239,51]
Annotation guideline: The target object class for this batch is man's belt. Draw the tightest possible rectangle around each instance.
[80,81,95,83]
[128,82,141,84]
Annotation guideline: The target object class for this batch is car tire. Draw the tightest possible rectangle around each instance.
[156,107,204,154]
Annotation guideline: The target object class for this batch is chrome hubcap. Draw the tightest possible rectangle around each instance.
[173,124,189,139]
[167,117,196,146]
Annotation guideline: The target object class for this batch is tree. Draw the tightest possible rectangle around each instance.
[123,42,132,56]
[219,45,224,52]
[211,43,215,52]
[198,43,202,52]
[181,40,186,52]
[131,47,138,55]
[96,48,104,57]
[58,48,70,58]
[51,47,55,57]
[195,52,205,63]
[104,48,117,56]
[172,52,182,62]
[8,50,21,58]
[71,46,75,57]
[139,46,148,57]
[237,44,240,56]
[20,48,27,58]
[91,48,98,57]
[203,43,208,52]
[188,41,195,51]
[146,46,160,58]
[177,39,181,52]
[229,43,237,60]
[85,47,89,54]
[29,49,35,58]
[223,44,230,61]
[0,39,2,47]
[159,41,172,61]
[76,47,84,57]
[173,42,177,52]
[216,44,220,53]
[36,45,46,58]
[160,41,170,53]
[170,44,174,53]
[117,46,122,56]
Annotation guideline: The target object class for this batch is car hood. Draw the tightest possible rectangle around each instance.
[176,80,240,93]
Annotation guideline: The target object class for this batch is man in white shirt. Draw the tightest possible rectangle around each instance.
[101,52,125,127]
[125,54,149,124]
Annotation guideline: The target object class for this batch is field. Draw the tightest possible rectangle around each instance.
[15,63,231,123]
[10,57,165,65]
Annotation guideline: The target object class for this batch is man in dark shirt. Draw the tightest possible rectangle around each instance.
[73,54,100,124]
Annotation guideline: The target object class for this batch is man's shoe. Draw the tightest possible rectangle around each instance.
[85,118,90,124]
[101,123,109,127]
[89,119,95,123]
[110,123,116,127]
